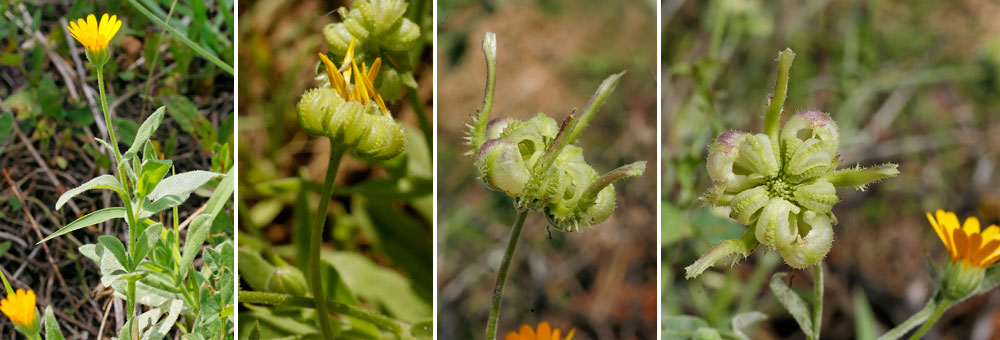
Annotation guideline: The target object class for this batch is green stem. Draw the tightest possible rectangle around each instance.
[470,32,497,151]
[127,278,138,340]
[812,263,823,340]
[309,142,347,340]
[100,67,139,340]
[485,210,529,340]
[238,290,409,338]
[96,68,122,164]
[907,298,951,340]
[764,48,795,146]
[877,298,937,340]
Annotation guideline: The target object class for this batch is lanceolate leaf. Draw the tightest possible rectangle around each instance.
[137,159,172,198]
[55,175,124,210]
[769,272,815,338]
[123,106,166,160]
[99,235,131,271]
[179,214,214,280]
[39,207,126,244]
[44,306,66,340]
[141,171,222,216]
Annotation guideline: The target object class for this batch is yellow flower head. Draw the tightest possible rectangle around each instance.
[505,321,575,340]
[0,289,37,329]
[927,209,1000,268]
[67,13,122,53]
[318,38,389,116]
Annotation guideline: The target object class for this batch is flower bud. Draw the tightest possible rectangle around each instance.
[266,265,309,296]
[693,328,723,340]
[338,102,372,144]
[476,139,530,195]
[324,0,420,56]
[526,114,559,140]
[755,198,800,249]
[736,134,779,177]
[942,260,985,300]
[375,67,405,102]
[792,180,838,214]
[778,211,833,268]
[354,115,406,160]
[297,87,346,137]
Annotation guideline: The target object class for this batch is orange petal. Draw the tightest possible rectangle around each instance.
[968,232,983,264]
[505,331,521,340]
[565,328,576,340]
[551,329,561,340]
[519,325,536,339]
[953,228,969,261]
[536,322,551,340]
[974,240,1000,266]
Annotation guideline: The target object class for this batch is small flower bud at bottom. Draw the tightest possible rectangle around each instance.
[266,265,309,296]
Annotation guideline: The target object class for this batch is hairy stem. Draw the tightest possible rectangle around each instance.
[127,278,137,340]
[470,32,497,151]
[486,210,529,340]
[96,68,121,164]
[238,290,408,338]
[877,298,937,340]
[812,263,823,340]
[907,298,951,340]
[309,142,347,340]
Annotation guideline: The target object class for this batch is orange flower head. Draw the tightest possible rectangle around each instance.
[67,13,122,53]
[0,289,38,330]
[505,321,575,340]
[927,209,1000,268]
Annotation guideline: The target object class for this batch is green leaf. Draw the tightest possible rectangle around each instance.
[320,252,431,322]
[99,235,131,271]
[179,214,213,280]
[249,321,261,340]
[143,140,157,162]
[203,168,234,224]
[853,288,878,340]
[44,306,65,340]
[662,315,709,340]
[133,223,163,264]
[731,311,767,340]
[55,175,124,210]
[769,272,814,339]
[235,248,275,293]
[123,106,167,160]
[120,299,184,340]
[136,159,172,198]
[0,112,12,143]
[0,242,10,259]
[40,207,126,244]
[141,171,222,216]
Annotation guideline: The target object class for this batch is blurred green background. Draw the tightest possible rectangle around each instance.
[662,0,1000,339]
[437,0,657,339]
[236,0,433,338]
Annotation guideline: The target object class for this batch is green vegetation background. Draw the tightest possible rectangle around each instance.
[437,0,657,339]
[662,0,1000,339]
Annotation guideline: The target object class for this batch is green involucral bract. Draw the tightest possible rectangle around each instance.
[323,0,420,102]
[467,32,645,232]
[297,81,406,161]
[686,49,899,277]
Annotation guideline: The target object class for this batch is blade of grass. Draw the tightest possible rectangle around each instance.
[127,0,234,75]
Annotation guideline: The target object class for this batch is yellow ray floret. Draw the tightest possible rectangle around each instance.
[317,39,389,115]
[927,209,1000,268]
[0,289,36,328]
[67,13,122,52]
[505,321,575,340]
